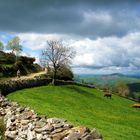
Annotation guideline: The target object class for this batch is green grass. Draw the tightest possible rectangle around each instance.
[7,85,140,140]
[0,64,13,68]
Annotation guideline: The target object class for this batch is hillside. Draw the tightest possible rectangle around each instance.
[7,85,140,140]
[76,74,140,87]
[76,74,140,101]
[0,51,41,78]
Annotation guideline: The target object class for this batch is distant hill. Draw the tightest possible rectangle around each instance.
[0,51,42,78]
[126,74,140,79]
[74,73,140,102]
[109,73,125,76]
[75,73,140,87]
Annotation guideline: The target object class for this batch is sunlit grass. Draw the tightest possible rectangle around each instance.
[7,85,140,140]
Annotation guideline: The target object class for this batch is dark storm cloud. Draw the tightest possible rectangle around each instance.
[0,0,140,37]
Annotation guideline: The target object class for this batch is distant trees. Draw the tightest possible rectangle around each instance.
[41,40,75,84]
[7,36,22,54]
[6,36,22,64]
[115,83,129,97]
[0,41,4,51]
[0,36,23,54]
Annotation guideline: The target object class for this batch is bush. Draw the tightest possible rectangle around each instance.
[48,64,74,81]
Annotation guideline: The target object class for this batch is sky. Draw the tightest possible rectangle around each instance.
[0,0,140,75]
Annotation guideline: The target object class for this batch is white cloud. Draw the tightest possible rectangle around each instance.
[72,32,140,72]
[17,33,68,50]
[11,32,140,74]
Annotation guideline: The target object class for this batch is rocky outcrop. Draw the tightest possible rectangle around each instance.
[0,94,103,140]
[0,51,42,77]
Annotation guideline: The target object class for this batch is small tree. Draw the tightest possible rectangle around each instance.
[49,63,74,81]
[0,41,4,51]
[57,64,74,80]
[116,82,129,97]
[42,40,75,84]
[6,36,22,63]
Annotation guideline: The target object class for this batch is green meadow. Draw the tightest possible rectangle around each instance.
[7,85,140,140]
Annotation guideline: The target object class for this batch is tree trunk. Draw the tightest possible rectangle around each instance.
[52,68,57,85]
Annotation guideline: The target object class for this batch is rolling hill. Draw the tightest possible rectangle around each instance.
[75,73,140,87]
[75,73,140,102]
[7,85,140,140]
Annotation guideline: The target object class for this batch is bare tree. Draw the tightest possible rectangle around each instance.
[42,40,75,84]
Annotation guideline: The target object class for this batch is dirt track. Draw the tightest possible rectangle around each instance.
[12,71,46,80]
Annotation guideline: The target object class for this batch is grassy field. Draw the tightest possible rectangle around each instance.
[76,74,140,101]
[7,85,140,140]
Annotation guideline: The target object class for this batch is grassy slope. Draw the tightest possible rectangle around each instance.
[7,85,140,140]
[78,75,140,101]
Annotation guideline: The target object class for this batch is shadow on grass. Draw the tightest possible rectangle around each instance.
[64,85,104,100]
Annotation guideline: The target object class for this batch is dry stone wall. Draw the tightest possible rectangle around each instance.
[0,77,52,95]
[0,78,95,96]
